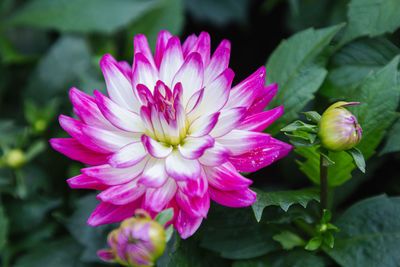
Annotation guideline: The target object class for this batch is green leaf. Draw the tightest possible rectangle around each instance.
[305,236,323,251]
[0,202,8,252]
[265,24,344,135]
[321,37,400,100]
[13,238,84,267]
[126,0,184,54]
[281,121,318,133]
[323,232,335,248]
[5,0,160,34]
[233,249,327,267]
[347,147,366,173]
[26,35,92,102]
[200,206,279,259]
[272,231,305,250]
[155,208,174,226]
[380,118,400,155]
[324,195,400,266]
[303,111,322,124]
[251,187,319,222]
[341,0,400,44]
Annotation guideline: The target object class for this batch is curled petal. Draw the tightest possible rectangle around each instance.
[132,53,158,92]
[155,30,173,69]
[97,179,145,205]
[159,37,184,88]
[178,135,214,160]
[165,150,200,181]
[141,135,173,159]
[138,157,168,188]
[108,142,147,168]
[188,112,219,137]
[133,34,156,69]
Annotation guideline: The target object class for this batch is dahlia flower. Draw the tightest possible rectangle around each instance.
[50,30,292,238]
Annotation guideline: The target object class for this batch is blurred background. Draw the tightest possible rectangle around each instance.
[0,0,399,266]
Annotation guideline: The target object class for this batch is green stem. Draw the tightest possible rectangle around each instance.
[320,154,328,213]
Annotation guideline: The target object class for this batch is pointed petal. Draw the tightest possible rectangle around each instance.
[97,249,115,262]
[238,105,283,132]
[97,179,145,205]
[247,83,279,116]
[185,88,204,114]
[208,187,257,207]
[155,30,173,69]
[100,54,139,111]
[133,34,156,68]
[165,150,201,181]
[143,178,177,212]
[82,161,147,185]
[87,200,141,226]
[203,162,252,191]
[108,142,147,168]
[138,157,168,188]
[182,34,197,58]
[132,53,158,93]
[94,90,146,133]
[49,138,109,165]
[117,61,132,81]
[159,37,184,88]
[229,144,281,172]
[268,138,294,160]
[67,174,108,190]
[209,107,247,137]
[178,135,214,159]
[198,141,231,166]
[204,39,230,85]
[224,66,266,109]
[188,32,210,67]
[172,52,204,106]
[141,135,173,159]
[175,210,203,239]
[176,190,210,218]
[217,130,270,155]
[69,87,113,129]
[187,112,219,137]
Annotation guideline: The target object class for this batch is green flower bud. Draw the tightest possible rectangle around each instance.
[5,149,26,168]
[98,209,166,267]
[318,101,362,152]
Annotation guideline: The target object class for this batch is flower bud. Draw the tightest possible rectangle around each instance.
[318,101,362,151]
[4,149,26,168]
[98,209,166,267]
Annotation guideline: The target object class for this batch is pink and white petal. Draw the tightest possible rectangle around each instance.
[176,190,210,218]
[177,169,208,197]
[246,83,278,116]
[159,37,184,88]
[155,30,173,69]
[100,54,139,112]
[49,138,109,165]
[58,115,109,153]
[216,130,270,155]
[172,52,204,106]
[204,40,230,85]
[268,138,294,160]
[69,88,114,130]
[81,124,136,153]
[97,179,146,205]
[224,66,266,109]
[187,112,219,137]
[203,162,252,191]
[132,53,158,92]
[198,142,231,167]
[182,34,197,58]
[94,90,146,133]
[108,142,148,168]
[238,105,283,132]
[143,178,177,212]
[140,106,155,133]
[188,32,210,67]
[87,199,142,226]
[117,61,132,81]
[208,187,257,207]
[193,68,234,116]
[175,210,203,239]
[82,160,147,185]
[133,34,156,69]
[67,174,108,190]
[138,157,168,188]
[209,107,247,138]
[141,135,173,159]
[229,144,282,172]
[185,88,204,114]
[178,135,214,160]
[165,150,201,181]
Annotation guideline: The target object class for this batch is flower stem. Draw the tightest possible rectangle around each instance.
[320,154,328,213]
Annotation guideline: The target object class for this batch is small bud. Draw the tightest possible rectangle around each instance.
[5,149,26,168]
[98,209,166,267]
[318,101,362,152]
